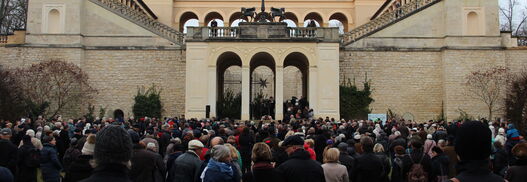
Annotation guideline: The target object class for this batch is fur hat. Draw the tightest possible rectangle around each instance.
[94,125,132,165]
[82,134,96,155]
[455,121,491,161]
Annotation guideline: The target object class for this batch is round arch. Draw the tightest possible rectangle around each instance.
[281,12,298,25]
[283,52,309,103]
[304,12,323,27]
[205,12,224,26]
[179,11,199,32]
[216,52,243,119]
[329,12,349,32]
[229,12,248,27]
[249,52,276,119]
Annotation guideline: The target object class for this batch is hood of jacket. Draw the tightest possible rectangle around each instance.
[207,159,234,176]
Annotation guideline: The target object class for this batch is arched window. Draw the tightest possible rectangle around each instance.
[467,12,480,35]
[179,12,199,33]
[48,9,61,33]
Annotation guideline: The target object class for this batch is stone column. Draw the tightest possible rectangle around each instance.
[241,66,250,120]
[275,66,284,120]
[308,67,318,116]
[207,66,217,118]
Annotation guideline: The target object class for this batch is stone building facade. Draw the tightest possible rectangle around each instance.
[1,0,526,121]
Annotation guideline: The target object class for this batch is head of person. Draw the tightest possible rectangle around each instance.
[360,136,374,153]
[323,148,340,164]
[22,135,32,146]
[188,139,204,154]
[210,137,224,147]
[94,125,133,168]
[373,143,385,153]
[455,121,492,161]
[82,134,96,155]
[282,135,305,155]
[394,145,406,156]
[251,142,272,163]
[512,142,527,160]
[42,135,56,146]
[211,145,232,163]
[224,143,239,160]
[410,137,423,150]
[0,128,12,140]
[431,146,443,157]
[26,129,35,138]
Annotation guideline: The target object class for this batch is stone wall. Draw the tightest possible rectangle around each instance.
[0,46,186,119]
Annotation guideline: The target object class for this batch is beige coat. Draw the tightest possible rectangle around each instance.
[322,163,349,182]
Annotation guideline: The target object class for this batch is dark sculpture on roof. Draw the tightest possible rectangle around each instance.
[241,0,286,23]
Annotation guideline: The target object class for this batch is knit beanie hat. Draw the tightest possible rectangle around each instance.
[455,121,491,161]
[82,134,96,155]
[94,125,133,165]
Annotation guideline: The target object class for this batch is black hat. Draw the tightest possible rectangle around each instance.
[455,121,491,161]
[94,125,133,165]
[74,128,81,133]
[282,135,304,146]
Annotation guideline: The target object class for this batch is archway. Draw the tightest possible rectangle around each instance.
[329,12,348,33]
[281,12,298,27]
[217,52,243,119]
[113,109,124,122]
[304,12,323,27]
[205,12,224,26]
[283,52,309,119]
[229,12,248,27]
[179,12,199,32]
[250,52,276,119]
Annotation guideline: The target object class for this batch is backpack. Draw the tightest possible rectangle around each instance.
[407,153,428,182]
[25,148,41,168]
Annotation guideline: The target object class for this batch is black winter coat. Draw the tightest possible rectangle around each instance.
[0,139,17,174]
[40,143,62,182]
[80,164,132,182]
[276,149,325,182]
[353,152,385,182]
[430,154,449,180]
[130,147,166,182]
[452,160,504,182]
[242,161,281,182]
[17,143,38,182]
[339,152,355,182]
[64,155,93,182]
[505,159,527,182]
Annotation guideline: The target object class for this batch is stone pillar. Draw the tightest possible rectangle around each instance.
[241,66,250,120]
[207,66,217,118]
[308,67,318,116]
[275,66,284,120]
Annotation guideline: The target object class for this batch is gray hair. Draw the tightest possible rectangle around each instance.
[211,145,231,161]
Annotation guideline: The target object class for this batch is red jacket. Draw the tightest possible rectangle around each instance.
[304,144,316,160]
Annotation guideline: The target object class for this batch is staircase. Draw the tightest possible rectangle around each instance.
[89,0,184,46]
[341,0,442,46]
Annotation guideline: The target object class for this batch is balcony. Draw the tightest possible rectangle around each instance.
[185,22,340,43]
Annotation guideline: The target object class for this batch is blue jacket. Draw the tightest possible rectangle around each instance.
[202,159,240,182]
[40,143,63,182]
[507,124,520,139]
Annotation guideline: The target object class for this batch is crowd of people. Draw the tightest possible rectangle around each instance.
[0,115,525,182]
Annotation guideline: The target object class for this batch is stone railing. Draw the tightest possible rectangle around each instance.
[208,27,240,38]
[288,27,317,38]
[186,25,339,42]
[517,36,527,46]
[341,0,442,46]
[90,0,184,45]
[0,35,7,43]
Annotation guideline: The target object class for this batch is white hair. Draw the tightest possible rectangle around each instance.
[26,129,35,137]
[211,145,231,161]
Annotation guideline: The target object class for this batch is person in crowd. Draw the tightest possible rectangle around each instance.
[64,134,95,182]
[495,128,507,148]
[242,142,280,182]
[304,139,317,160]
[201,145,240,182]
[40,135,62,182]
[62,138,81,175]
[168,140,204,182]
[141,130,159,153]
[130,130,165,182]
[238,127,254,174]
[505,142,527,182]
[391,145,411,182]
[353,136,385,182]
[506,124,521,154]
[337,143,354,182]
[80,125,133,182]
[19,129,42,150]
[429,146,449,182]
[442,137,457,178]
[277,135,325,182]
[224,144,242,176]
[407,137,432,182]
[0,128,17,176]
[373,143,390,182]
[165,143,184,173]
[16,135,38,182]
[452,121,504,182]
[493,140,508,176]
[424,134,437,157]
[322,148,349,182]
